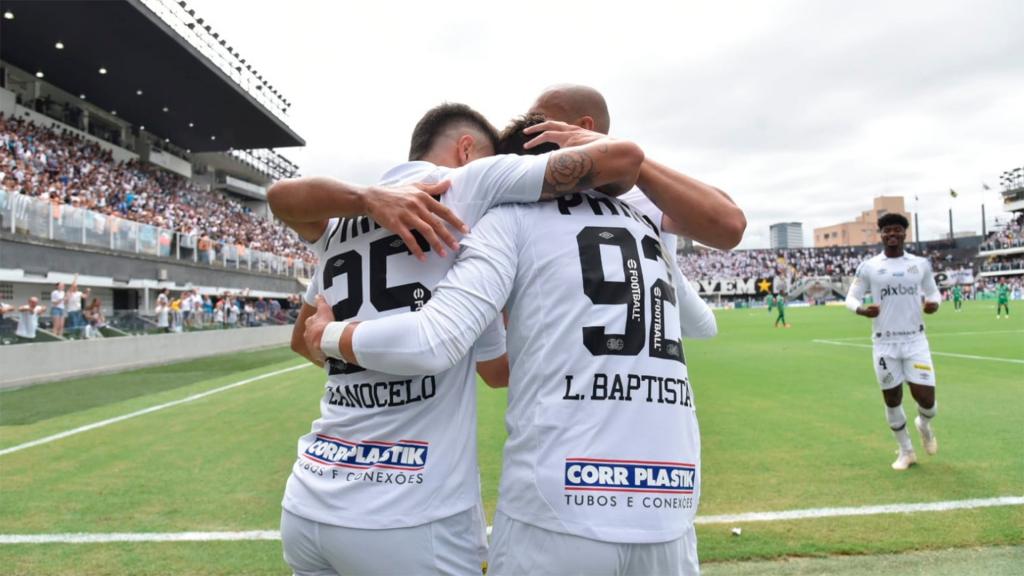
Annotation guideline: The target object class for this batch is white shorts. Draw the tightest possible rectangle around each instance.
[872,339,936,390]
[488,510,699,576]
[281,505,487,576]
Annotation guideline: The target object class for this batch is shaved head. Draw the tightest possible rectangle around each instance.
[529,84,610,134]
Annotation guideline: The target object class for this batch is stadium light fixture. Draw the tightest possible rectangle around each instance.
[188,9,195,16]
[212,32,219,39]
[210,135,216,141]
[187,22,195,29]
[196,17,204,24]
[35,71,44,78]
[99,67,108,75]
[79,94,86,99]
[162,106,169,112]
[111,110,117,116]
[55,41,65,50]
[3,11,13,20]
[186,148,191,153]
[188,122,194,127]
[140,125,146,131]
[178,1,187,7]
[136,89,143,95]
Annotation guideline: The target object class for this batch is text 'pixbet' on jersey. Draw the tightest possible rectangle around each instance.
[564,458,695,494]
[879,284,919,299]
[303,435,429,471]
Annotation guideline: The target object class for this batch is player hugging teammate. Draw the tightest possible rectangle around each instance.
[845,213,941,470]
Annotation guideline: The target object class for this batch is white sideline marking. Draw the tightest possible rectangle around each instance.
[824,329,1024,342]
[0,364,313,457]
[813,340,1024,364]
[3,496,1021,544]
[693,495,1024,525]
[0,531,281,544]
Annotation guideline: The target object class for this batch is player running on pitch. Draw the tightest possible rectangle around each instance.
[996,281,1010,318]
[845,213,941,470]
[952,284,963,312]
[766,293,775,313]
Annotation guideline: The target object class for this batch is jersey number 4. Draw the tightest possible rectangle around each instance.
[577,226,683,363]
[321,234,431,374]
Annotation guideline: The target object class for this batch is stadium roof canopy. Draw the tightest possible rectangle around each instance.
[0,0,305,153]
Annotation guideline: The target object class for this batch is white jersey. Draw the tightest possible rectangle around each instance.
[350,192,700,544]
[50,290,65,310]
[620,188,716,340]
[16,307,41,338]
[283,154,548,530]
[846,252,940,344]
[66,290,83,313]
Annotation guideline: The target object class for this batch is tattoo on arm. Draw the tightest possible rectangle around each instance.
[541,150,596,199]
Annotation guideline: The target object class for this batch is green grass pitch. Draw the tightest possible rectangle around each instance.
[1,302,1021,574]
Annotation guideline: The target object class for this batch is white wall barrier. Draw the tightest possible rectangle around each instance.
[0,325,294,389]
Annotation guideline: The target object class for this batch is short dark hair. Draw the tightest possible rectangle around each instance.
[407,103,498,161]
[877,213,910,230]
[497,113,559,156]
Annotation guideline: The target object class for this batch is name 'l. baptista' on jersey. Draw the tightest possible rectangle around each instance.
[562,372,694,407]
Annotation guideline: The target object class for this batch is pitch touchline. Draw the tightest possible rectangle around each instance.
[0,363,314,457]
[2,496,1021,544]
[821,329,1024,342]
[813,340,1024,364]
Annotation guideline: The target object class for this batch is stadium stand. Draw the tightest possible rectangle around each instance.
[0,113,314,265]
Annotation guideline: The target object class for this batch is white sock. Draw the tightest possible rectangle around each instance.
[886,405,913,452]
[918,402,937,432]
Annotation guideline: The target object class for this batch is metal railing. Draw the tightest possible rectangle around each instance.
[0,190,313,279]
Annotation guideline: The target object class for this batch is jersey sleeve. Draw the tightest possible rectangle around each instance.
[473,316,507,362]
[675,269,717,339]
[444,154,548,225]
[921,260,941,303]
[350,207,521,375]
[845,261,870,312]
[303,273,320,307]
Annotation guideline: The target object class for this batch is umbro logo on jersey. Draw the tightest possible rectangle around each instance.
[599,231,615,240]
[564,458,695,494]
[908,265,919,274]
[390,238,404,249]
[303,435,429,471]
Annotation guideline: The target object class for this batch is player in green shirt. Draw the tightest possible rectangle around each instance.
[952,285,963,312]
[773,293,790,328]
[996,282,1010,319]
[766,293,775,313]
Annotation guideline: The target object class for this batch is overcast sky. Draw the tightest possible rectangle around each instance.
[189,0,1023,249]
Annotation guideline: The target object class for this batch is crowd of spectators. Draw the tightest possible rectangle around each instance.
[981,254,1024,273]
[980,213,1024,251]
[0,113,314,265]
[676,242,979,282]
[152,288,298,333]
[677,246,874,281]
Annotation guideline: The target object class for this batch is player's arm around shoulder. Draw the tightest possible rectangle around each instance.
[520,121,644,199]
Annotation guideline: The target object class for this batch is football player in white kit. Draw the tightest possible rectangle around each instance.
[270,103,648,575]
[845,213,941,471]
[309,116,714,575]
